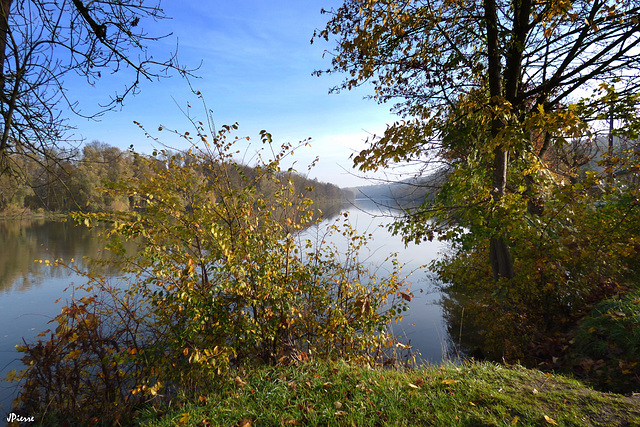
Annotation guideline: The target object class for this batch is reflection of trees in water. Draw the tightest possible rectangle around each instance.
[440,288,488,361]
[0,202,346,294]
[313,199,343,222]
[0,219,133,293]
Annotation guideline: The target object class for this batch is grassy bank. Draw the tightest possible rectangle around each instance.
[136,360,639,426]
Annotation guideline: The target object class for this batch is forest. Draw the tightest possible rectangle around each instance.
[0,140,346,215]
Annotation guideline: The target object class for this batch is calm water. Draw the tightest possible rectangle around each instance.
[0,202,450,415]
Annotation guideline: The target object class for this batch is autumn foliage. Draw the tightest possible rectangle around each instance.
[437,155,640,373]
[9,121,409,423]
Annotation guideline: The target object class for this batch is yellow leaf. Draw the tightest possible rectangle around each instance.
[67,349,82,360]
[511,415,519,425]
[544,415,558,425]
[441,378,458,385]
[5,369,18,382]
[149,382,162,396]
[178,413,190,425]
[408,383,419,389]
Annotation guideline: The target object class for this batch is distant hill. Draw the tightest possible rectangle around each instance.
[346,168,450,206]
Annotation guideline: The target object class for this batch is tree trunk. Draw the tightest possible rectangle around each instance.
[490,147,515,281]
[0,0,13,160]
[485,0,515,282]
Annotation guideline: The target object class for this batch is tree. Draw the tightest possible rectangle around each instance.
[0,0,190,179]
[315,0,640,282]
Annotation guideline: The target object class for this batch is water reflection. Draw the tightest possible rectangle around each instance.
[1,219,94,293]
[0,203,453,414]
[305,199,453,364]
[0,218,128,414]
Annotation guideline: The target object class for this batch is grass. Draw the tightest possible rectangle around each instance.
[136,360,640,426]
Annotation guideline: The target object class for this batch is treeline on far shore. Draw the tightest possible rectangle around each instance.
[0,141,348,216]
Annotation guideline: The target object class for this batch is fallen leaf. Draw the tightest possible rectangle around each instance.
[532,388,539,394]
[511,415,519,425]
[544,415,558,425]
[441,378,458,385]
[235,376,247,388]
[334,401,343,409]
[178,413,191,425]
[415,378,425,386]
[237,419,253,427]
[334,411,348,416]
[408,383,419,389]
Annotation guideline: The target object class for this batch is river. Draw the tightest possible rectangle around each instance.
[0,200,451,415]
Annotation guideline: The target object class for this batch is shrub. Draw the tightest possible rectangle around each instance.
[9,117,409,423]
[569,287,640,393]
[435,170,640,362]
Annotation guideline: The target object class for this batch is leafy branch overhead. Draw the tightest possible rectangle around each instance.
[315,0,640,281]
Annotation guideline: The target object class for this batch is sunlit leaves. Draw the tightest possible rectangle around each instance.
[12,116,411,422]
[317,0,640,288]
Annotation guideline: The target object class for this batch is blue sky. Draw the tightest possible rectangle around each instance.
[69,0,400,187]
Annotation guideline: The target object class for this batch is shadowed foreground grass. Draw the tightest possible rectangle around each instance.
[137,360,640,426]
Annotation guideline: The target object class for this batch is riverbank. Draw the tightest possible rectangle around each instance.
[136,360,640,426]
[0,208,67,220]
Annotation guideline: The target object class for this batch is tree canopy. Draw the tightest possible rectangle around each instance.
[315,0,640,281]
